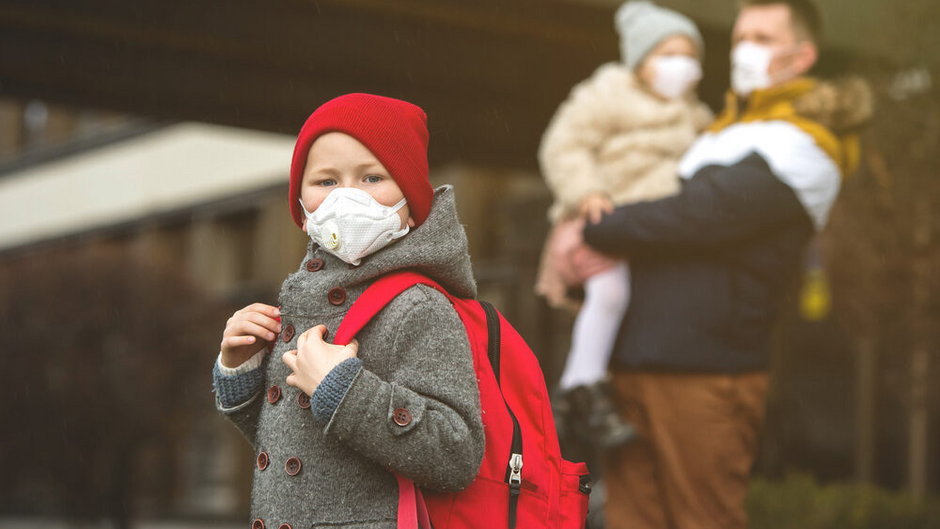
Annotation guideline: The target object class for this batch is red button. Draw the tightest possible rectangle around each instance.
[327,287,347,306]
[278,524,293,529]
[297,392,311,409]
[392,407,413,426]
[256,451,269,471]
[267,385,282,404]
[285,456,302,476]
[251,519,265,529]
[282,324,295,342]
[305,258,324,272]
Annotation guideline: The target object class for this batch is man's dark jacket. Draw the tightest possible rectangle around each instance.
[584,78,870,372]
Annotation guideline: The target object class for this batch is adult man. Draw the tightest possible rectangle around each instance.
[583,1,868,528]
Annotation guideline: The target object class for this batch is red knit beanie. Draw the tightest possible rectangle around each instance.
[289,93,433,228]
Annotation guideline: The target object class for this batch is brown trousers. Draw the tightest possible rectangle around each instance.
[604,370,769,529]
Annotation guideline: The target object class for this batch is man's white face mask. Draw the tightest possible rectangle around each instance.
[649,55,703,100]
[731,41,780,96]
[300,187,409,266]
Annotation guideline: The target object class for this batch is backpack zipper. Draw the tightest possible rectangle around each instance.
[481,300,524,529]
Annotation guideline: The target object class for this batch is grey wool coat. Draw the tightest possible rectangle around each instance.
[212,186,485,529]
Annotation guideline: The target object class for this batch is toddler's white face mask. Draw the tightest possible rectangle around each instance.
[300,188,409,266]
[649,55,702,100]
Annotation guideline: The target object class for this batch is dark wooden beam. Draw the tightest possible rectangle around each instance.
[0,0,617,168]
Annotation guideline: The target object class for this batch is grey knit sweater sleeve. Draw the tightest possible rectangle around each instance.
[212,355,267,448]
[311,357,363,424]
[322,285,485,493]
[212,359,266,409]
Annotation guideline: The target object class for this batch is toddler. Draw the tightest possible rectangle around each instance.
[537,1,712,449]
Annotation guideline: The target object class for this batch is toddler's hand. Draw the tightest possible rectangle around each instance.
[282,325,359,396]
[579,193,614,224]
[220,303,281,368]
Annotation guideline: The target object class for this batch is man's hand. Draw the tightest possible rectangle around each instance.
[282,325,359,396]
[220,303,281,368]
[579,193,614,224]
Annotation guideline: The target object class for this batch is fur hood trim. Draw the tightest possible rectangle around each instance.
[793,76,874,134]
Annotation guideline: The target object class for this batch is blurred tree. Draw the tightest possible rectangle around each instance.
[823,66,939,493]
[0,243,229,527]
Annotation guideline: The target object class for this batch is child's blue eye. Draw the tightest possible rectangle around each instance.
[364,174,383,184]
[318,179,337,187]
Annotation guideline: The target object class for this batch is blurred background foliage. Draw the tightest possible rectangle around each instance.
[747,474,940,529]
[0,245,232,524]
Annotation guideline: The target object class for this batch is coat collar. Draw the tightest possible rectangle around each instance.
[708,77,859,177]
[709,77,817,133]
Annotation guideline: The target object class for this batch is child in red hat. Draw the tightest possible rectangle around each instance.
[211,93,484,529]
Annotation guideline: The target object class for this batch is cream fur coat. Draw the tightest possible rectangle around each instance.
[539,62,713,221]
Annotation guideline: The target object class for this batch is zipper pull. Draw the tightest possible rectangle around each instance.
[509,453,523,492]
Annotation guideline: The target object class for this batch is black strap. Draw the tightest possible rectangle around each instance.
[480,301,523,529]
[482,300,501,384]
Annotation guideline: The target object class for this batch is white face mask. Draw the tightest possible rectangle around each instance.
[731,41,775,96]
[300,188,410,266]
[649,55,702,100]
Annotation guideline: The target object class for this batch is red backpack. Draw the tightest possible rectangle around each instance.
[333,271,591,529]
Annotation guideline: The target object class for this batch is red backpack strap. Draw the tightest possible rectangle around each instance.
[334,271,445,529]
[396,474,432,529]
[332,270,447,346]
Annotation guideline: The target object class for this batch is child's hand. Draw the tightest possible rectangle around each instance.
[282,325,359,396]
[579,193,614,224]
[220,303,281,368]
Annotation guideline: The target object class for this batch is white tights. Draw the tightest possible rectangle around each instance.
[557,262,631,390]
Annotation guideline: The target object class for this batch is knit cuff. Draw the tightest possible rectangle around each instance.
[217,350,266,376]
[212,355,266,409]
[311,358,363,425]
